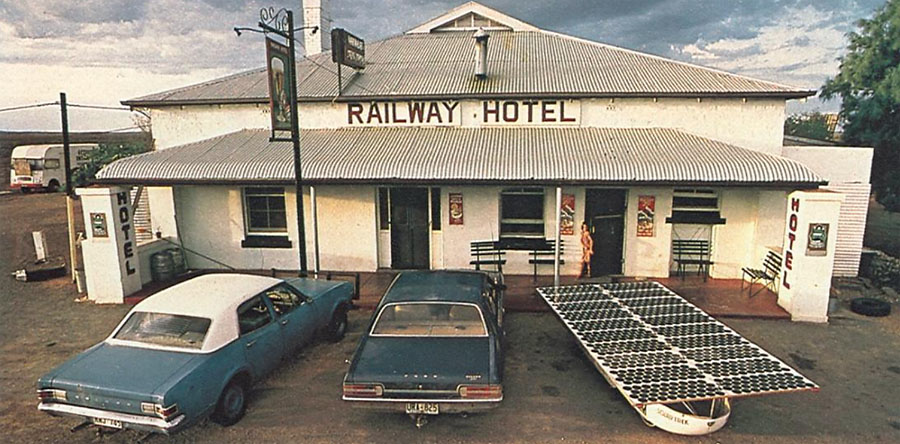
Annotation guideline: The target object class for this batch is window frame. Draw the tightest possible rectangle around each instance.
[242,187,288,235]
[369,302,489,338]
[262,283,309,317]
[237,295,275,336]
[666,189,726,225]
[499,187,545,238]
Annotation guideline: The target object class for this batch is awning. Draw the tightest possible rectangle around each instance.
[96,127,823,186]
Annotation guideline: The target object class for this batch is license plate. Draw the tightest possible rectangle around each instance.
[92,417,123,429]
[405,402,439,415]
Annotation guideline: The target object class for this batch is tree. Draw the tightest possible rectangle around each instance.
[784,112,834,141]
[71,141,150,187]
[822,0,900,212]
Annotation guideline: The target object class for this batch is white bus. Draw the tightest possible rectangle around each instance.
[9,144,97,192]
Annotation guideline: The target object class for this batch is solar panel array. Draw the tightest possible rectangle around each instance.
[537,282,818,406]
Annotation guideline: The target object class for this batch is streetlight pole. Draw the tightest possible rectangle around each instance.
[248,8,314,277]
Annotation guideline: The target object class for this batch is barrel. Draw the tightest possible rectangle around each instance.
[168,248,187,275]
[150,251,175,282]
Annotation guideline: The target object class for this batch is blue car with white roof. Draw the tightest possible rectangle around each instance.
[36,273,353,434]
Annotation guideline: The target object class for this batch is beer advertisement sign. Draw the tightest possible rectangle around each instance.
[266,38,292,132]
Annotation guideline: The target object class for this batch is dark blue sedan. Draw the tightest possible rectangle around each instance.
[342,270,504,426]
[37,273,353,434]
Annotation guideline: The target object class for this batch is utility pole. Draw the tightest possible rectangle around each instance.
[60,93,79,284]
[285,11,308,277]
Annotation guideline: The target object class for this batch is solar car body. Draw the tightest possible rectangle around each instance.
[343,270,505,419]
[37,273,353,435]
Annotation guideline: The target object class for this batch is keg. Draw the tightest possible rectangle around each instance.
[168,248,187,275]
[150,251,175,282]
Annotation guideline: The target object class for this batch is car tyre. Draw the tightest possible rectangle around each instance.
[850,297,891,317]
[212,380,247,426]
[47,180,60,192]
[327,306,348,342]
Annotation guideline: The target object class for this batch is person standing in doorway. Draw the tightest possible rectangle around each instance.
[580,221,594,278]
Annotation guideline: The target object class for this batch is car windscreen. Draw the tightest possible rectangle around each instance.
[371,303,487,337]
[113,312,211,350]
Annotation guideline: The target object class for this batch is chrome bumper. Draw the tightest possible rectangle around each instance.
[38,402,186,435]
[343,396,502,414]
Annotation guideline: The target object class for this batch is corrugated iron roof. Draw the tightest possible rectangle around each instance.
[124,31,810,106]
[96,127,822,186]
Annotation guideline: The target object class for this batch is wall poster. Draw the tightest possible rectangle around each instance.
[806,223,829,256]
[449,193,464,225]
[90,212,108,238]
[560,194,575,235]
[637,196,655,237]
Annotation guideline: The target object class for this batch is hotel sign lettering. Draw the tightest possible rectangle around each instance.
[345,99,581,126]
[480,100,579,125]
[347,101,460,125]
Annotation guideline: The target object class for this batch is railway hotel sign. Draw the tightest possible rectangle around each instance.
[346,99,580,126]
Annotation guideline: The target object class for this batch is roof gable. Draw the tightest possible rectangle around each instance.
[406,1,539,33]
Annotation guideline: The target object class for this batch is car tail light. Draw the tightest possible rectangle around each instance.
[37,389,67,402]
[458,384,502,400]
[343,383,383,398]
[141,402,179,420]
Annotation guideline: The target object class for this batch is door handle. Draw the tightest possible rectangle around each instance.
[281,319,289,325]
[245,340,257,348]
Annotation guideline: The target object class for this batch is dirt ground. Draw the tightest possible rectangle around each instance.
[2,193,899,443]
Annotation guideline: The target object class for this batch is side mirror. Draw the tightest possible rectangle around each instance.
[496,283,507,291]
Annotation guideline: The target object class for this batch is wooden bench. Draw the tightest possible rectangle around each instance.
[672,239,713,281]
[741,250,783,297]
[527,239,565,280]
[470,240,505,272]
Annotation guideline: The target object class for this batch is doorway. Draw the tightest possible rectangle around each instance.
[585,189,626,277]
[389,187,430,269]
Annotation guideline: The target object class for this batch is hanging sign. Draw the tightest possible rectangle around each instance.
[560,194,575,235]
[637,196,655,237]
[806,223,829,256]
[449,193,464,225]
[331,28,365,70]
[266,38,293,132]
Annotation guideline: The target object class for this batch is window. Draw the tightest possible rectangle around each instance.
[114,312,211,350]
[378,188,389,230]
[430,187,441,230]
[243,187,287,233]
[44,159,60,169]
[371,303,487,337]
[666,189,726,225]
[500,188,544,238]
[264,284,305,316]
[238,296,273,335]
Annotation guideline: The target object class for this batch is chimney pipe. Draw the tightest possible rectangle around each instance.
[474,28,489,79]
[303,0,332,55]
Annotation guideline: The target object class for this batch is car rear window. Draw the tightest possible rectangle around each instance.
[114,312,211,350]
[371,303,487,337]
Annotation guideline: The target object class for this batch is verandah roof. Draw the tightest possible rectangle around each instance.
[95,127,823,186]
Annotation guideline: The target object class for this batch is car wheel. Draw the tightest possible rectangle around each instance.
[850,297,891,317]
[212,380,247,426]
[47,180,60,192]
[327,306,348,342]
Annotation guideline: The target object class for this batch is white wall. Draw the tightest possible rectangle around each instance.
[782,146,873,184]
[313,185,378,271]
[710,189,761,278]
[145,97,787,155]
[622,188,673,277]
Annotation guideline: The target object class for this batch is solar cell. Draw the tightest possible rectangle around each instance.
[536,281,818,407]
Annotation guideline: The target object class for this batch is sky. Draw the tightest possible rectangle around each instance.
[0,0,886,131]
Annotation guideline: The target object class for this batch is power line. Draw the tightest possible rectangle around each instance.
[0,101,59,113]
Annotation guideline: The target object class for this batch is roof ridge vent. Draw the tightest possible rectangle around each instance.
[473,27,489,79]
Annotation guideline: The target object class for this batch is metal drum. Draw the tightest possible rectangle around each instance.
[150,251,175,282]
[168,248,187,275]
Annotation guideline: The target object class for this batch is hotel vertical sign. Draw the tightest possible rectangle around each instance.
[265,38,293,132]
